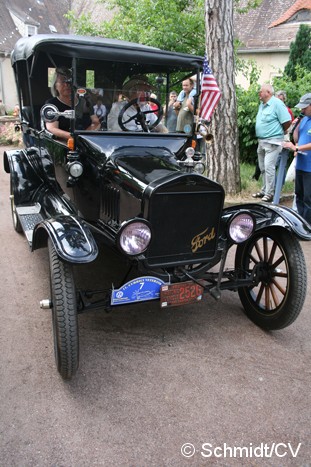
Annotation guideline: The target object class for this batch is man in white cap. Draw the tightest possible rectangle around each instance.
[283,93,311,224]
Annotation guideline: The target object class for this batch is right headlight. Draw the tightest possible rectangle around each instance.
[228,212,255,243]
[117,219,152,256]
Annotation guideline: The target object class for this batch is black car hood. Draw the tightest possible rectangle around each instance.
[110,146,181,185]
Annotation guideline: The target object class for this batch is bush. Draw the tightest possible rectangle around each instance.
[0,122,23,146]
[236,82,259,165]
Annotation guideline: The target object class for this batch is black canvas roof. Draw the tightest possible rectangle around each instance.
[11,34,203,69]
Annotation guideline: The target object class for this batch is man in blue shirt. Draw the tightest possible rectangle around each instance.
[283,93,311,224]
[253,84,292,202]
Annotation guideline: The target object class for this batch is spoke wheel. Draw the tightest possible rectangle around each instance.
[235,229,307,330]
[48,239,79,379]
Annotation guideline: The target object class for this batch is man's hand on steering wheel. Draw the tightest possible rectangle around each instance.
[118,97,163,132]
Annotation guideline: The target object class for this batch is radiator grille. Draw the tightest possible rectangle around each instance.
[146,176,224,266]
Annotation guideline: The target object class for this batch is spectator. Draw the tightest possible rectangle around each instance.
[163,91,178,132]
[93,96,107,129]
[0,99,7,116]
[275,90,294,121]
[282,93,311,224]
[176,75,197,103]
[13,104,20,117]
[252,84,291,202]
[273,90,296,202]
[174,78,195,134]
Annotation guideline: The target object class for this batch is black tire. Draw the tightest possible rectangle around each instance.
[235,228,307,330]
[48,239,79,379]
[10,179,22,233]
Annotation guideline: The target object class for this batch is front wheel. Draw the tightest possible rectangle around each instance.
[235,229,307,330]
[48,239,79,379]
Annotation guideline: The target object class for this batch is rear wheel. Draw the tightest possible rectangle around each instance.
[235,229,307,330]
[48,239,79,379]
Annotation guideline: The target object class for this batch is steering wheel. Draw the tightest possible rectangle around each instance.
[118,97,163,132]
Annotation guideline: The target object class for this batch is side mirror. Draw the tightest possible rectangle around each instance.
[40,104,75,123]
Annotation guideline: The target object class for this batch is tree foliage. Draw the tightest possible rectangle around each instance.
[66,0,262,55]
[284,24,311,80]
[66,0,206,55]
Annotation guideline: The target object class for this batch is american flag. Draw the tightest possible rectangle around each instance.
[200,56,221,121]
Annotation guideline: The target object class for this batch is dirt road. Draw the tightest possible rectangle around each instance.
[1,146,311,466]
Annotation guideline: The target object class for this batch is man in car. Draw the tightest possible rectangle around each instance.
[108,75,167,132]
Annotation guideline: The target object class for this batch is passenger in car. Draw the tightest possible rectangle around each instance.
[107,75,167,132]
[45,67,100,140]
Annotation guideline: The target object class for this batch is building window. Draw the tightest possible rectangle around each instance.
[26,24,37,36]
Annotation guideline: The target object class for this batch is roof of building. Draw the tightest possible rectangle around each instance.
[0,0,70,55]
[269,0,311,27]
[0,0,115,57]
[234,0,311,52]
[2,1,310,57]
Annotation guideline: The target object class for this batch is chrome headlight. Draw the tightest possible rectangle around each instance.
[67,161,83,178]
[193,161,205,174]
[118,220,152,255]
[228,212,255,243]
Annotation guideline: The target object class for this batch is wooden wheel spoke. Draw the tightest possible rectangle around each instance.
[263,237,269,262]
[248,252,259,265]
[269,283,280,308]
[271,254,285,270]
[273,271,287,278]
[254,241,264,262]
[255,282,265,305]
[271,277,287,295]
[268,241,277,264]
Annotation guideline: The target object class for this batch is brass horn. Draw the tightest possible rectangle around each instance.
[204,133,214,144]
[198,123,213,144]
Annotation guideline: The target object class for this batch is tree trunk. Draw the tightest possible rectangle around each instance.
[205,0,241,194]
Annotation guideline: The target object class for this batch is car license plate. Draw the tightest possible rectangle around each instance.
[160,281,204,307]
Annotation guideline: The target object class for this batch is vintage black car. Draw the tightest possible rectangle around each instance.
[4,34,311,379]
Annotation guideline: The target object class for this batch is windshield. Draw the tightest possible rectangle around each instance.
[48,58,200,135]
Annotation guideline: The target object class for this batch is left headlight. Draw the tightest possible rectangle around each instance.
[118,220,152,255]
[67,161,83,178]
[228,212,255,243]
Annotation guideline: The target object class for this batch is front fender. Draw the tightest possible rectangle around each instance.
[223,202,311,241]
[4,148,44,206]
[33,215,98,264]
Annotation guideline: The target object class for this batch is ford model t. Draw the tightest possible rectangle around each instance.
[4,34,311,379]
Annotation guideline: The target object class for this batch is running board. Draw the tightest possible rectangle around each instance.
[16,203,44,247]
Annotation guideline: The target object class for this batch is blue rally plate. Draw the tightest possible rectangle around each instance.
[111,276,165,306]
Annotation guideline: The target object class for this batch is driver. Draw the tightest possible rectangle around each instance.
[108,75,167,132]
[45,67,100,140]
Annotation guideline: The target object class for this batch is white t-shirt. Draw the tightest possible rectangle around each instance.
[107,101,156,131]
